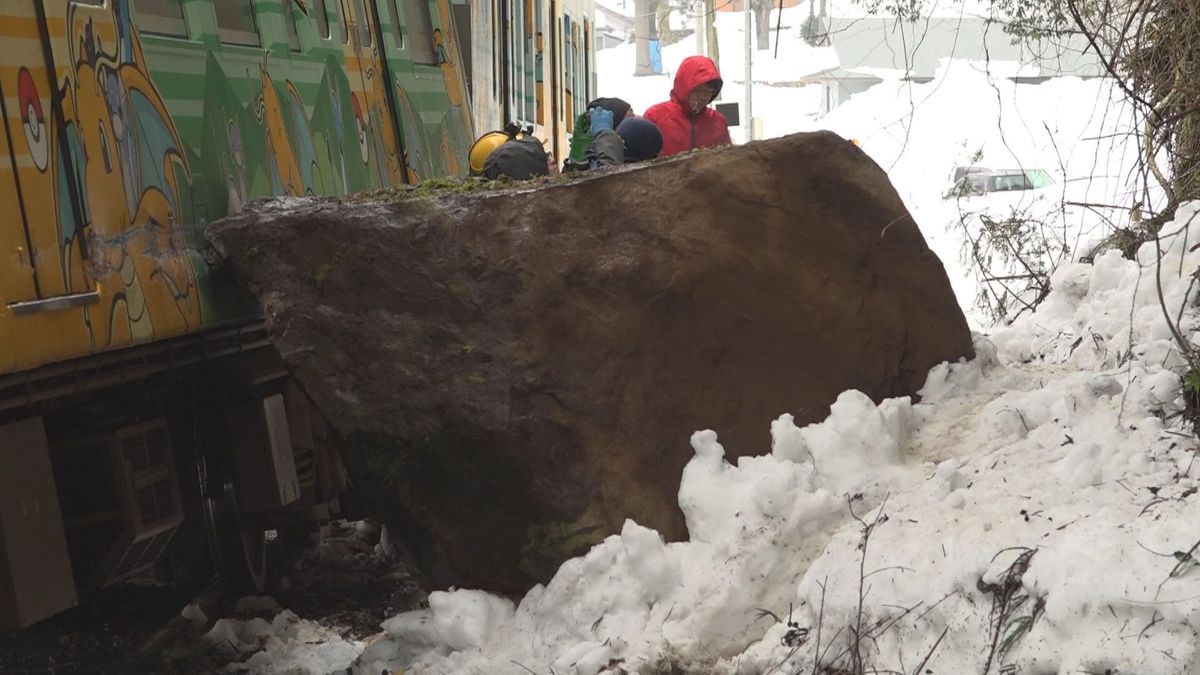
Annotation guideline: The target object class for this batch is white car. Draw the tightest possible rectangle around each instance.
[946,166,1054,198]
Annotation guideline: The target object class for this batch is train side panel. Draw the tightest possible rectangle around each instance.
[0,0,473,380]
[0,0,204,378]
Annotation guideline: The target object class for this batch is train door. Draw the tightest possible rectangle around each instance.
[496,0,510,122]
[372,0,473,178]
[0,1,96,315]
[365,0,419,180]
[548,0,559,159]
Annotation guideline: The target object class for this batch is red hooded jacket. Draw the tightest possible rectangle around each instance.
[643,56,732,157]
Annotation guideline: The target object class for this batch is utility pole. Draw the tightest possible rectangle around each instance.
[743,0,753,141]
[694,0,704,55]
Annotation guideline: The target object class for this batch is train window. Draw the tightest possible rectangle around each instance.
[400,0,437,65]
[132,0,188,37]
[354,0,373,46]
[535,0,545,124]
[284,0,302,51]
[576,22,585,107]
[386,0,403,46]
[583,19,591,101]
[514,0,530,119]
[563,17,574,98]
[313,0,331,38]
[335,0,349,42]
[215,0,261,46]
[562,15,576,130]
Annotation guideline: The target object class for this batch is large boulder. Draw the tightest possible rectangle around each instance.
[209,131,973,594]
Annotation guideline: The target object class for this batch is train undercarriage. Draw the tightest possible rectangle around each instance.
[0,321,348,630]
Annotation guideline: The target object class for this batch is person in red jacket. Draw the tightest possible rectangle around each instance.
[644,55,733,157]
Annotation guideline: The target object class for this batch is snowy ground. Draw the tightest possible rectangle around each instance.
[185,13,1200,675]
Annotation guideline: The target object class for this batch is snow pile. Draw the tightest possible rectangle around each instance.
[344,393,924,673]
[203,607,364,674]
[730,203,1200,674]
[327,205,1200,675]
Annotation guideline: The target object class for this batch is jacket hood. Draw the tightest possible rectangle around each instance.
[670,56,723,110]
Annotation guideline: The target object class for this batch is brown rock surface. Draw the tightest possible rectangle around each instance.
[208,131,973,594]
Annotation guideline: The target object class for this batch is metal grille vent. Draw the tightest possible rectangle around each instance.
[134,481,174,528]
[106,529,175,584]
[117,422,180,535]
[51,420,184,591]
[293,445,317,488]
[52,439,120,518]
[121,425,169,474]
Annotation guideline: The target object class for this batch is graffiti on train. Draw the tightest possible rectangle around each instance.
[1,0,473,374]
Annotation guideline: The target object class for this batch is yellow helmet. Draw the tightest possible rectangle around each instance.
[469,131,510,175]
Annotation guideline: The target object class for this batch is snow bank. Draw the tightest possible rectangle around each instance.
[345,387,922,674]
[730,203,1200,674]
[203,609,364,674]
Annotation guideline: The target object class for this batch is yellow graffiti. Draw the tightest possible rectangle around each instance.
[67,5,200,346]
[0,1,200,374]
[434,0,469,114]
[260,66,305,197]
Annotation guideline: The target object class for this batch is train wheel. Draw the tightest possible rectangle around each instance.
[202,475,268,593]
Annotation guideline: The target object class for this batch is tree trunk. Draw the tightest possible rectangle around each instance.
[634,0,654,75]
[754,2,771,50]
[705,0,720,69]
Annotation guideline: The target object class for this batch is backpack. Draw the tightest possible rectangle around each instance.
[483,137,550,181]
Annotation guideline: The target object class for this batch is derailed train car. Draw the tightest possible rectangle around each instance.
[0,0,592,629]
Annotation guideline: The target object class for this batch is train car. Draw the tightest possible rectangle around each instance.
[467,0,597,163]
[0,0,593,630]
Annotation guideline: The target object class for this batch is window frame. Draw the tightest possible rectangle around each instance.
[312,0,332,39]
[130,0,190,38]
[400,0,438,65]
[354,0,373,47]
[215,0,263,47]
[283,0,303,51]
[383,0,404,47]
[335,0,350,43]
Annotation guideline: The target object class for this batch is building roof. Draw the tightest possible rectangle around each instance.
[595,3,635,31]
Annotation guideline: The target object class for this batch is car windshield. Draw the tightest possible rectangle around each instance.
[1026,169,1053,188]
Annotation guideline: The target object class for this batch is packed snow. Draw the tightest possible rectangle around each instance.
[200,8,1200,675]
